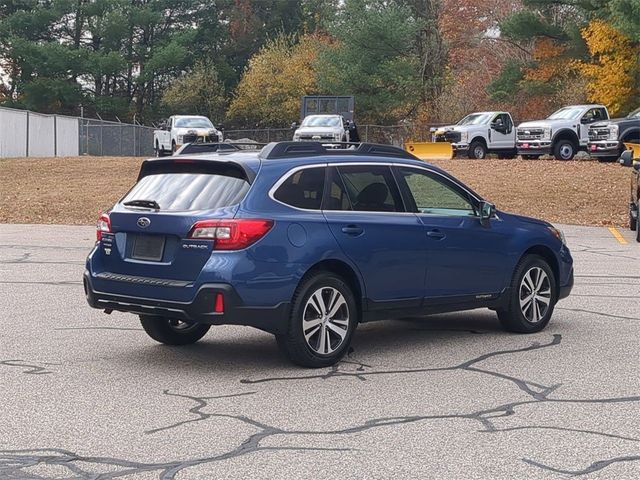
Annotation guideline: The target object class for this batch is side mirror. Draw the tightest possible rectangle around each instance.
[620,150,633,167]
[217,124,224,132]
[634,162,640,171]
[291,122,298,130]
[479,201,495,224]
[580,117,593,124]
[490,122,506,132]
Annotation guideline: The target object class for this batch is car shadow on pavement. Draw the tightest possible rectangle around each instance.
[112,310,517,374]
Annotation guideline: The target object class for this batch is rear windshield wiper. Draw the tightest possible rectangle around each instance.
[123,199,161,210]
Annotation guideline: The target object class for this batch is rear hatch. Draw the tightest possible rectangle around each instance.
[97,158,251,281]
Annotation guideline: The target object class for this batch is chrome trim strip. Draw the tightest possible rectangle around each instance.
[267,161,482,215]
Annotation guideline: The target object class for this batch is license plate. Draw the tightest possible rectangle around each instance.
[591,145,597,151]
[132,235,165,261]
[522,143,530,149]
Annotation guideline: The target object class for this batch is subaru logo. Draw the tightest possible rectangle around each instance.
[137,217,151,228]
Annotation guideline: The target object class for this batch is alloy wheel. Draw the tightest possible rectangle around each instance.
[302,287,350,355]
[519,267,551,323]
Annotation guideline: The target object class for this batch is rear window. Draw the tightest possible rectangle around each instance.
[122,173,250,211]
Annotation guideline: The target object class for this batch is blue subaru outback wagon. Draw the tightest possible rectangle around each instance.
[84,142,573,367]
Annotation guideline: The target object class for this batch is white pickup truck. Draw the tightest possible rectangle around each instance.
[153,115,223,156]
[432,111,517,159]
[516,104,609,160]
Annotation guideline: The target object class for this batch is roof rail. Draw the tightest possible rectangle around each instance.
[259,142,418,161]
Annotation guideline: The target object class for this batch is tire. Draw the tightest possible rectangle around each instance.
[140,316,210,345]
[468,141,487,159]
[171,141,177,155]
[497,255,557,333]
[498,150,516,160]
[154,142,163,157]
[277,272,358,368]
[636,214,640,243]
[553,140,576,160]
[630,206,637,232]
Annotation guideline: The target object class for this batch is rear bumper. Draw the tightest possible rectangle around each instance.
[83,271,289,334]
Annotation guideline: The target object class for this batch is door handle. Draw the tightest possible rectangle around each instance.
[341,225,364,236]
[427,229,446,240]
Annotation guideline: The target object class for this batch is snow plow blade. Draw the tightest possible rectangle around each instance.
[624,143,640,160]
[405,141,453,161]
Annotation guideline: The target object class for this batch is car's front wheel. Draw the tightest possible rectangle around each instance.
[277,272,357,368]
[497,255,557,333]
[140,316,210,345]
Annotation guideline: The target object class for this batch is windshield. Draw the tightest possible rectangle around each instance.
[122,173,249,211]
[174,117,213,128]
[548,107,583,120]
[627,108,640,119]
[457,113,493,126]
[301,116,342,128]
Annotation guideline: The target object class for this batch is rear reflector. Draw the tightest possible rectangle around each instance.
[96,213,111,241]
[214,293,224,313]
[187,219,273,250]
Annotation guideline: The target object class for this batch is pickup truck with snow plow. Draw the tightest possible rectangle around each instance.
[588,107,640,162]
[154,115,223,156]
[431,111,517,159]
[516,104,609,160]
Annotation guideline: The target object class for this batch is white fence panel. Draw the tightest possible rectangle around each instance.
[28,112,55,157]
[0,108,28,157]
[55,116,79,156]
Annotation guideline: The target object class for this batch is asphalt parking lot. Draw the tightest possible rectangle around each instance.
[0,224,638,479]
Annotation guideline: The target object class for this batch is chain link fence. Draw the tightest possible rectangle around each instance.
[79,118,154,157]
[224,124,448,146]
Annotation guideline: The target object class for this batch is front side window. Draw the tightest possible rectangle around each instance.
[337,165,404,212]
[274,167,326,210]
[397,167,476,217]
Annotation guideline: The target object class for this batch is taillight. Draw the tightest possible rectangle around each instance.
[96,213,111,241]
[187,219,273,250]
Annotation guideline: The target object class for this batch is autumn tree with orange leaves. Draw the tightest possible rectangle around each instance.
[574,20,639,116]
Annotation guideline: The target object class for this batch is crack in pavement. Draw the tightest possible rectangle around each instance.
[1,334,639,478]
[54,326,144,332]
[0,360,57,375]
[241,335,563,400]
[145,391,258,434]
[557,307,639,321]
[523,455,640,476]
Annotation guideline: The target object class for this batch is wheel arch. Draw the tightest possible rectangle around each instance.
[470,136,488,147]
[621,127,640,143]
[301,259,365,319]
[552,129,579,147]
[518,245,560,288]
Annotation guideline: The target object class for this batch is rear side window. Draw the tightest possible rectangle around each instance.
[274,167,325,210]
[122,173,249,211]
[337,165,404,212]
